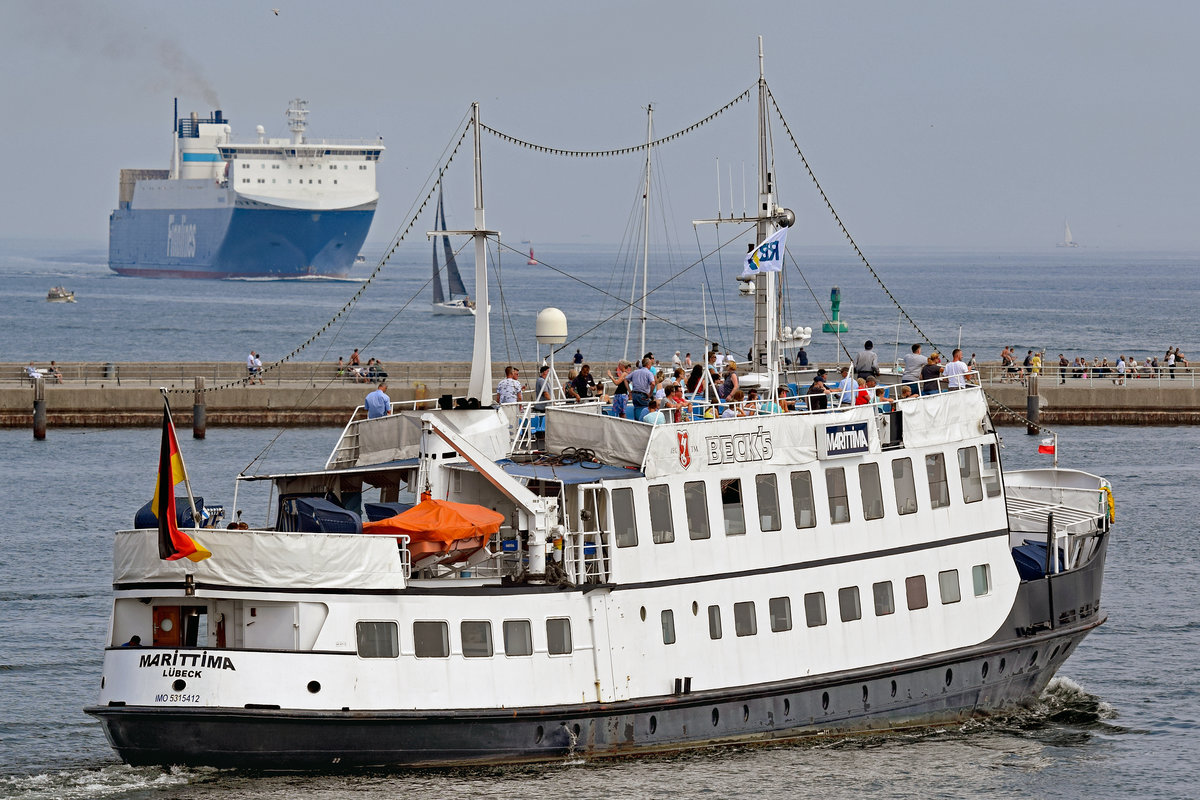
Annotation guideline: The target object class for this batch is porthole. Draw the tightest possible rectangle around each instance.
[649,715,657,734]
[821,691,829,711]
[160,617,174,632]
[1062,642,1071,656]
[982,661,989,680]
[945,668,953,687]
[890,680,897,698]
[742,704,750,722]
[783,698,791,716]
[307,681,321,694]
[1029,651,1038,667]
[862,685,869,703]
[172,679,186,692]
[692,601,699,616]
[999,657,1006,674]
[573,723,581,737]
[535,725,544,743]
[712,708,720,726]
[640,606,646,621]
[1051,645,1061,660]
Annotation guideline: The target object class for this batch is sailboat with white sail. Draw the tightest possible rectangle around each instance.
[431,187,479,315]
[1057,220,1080,248]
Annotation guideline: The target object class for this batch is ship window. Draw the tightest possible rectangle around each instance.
[838,586,862,622]
[684,481,710,539]
[906,575,929,610]
[413,621,449,658]
[503,620,533,656]
[661,610,676,645]
[958,447,984,503]
[982,444,1002,497]
[546,618,572,655]
[859,462,884,520]
[790,470,816,528]
[939,570,961,604]
[648,484,674,544]
[355,621,398,658]
[721,479,746,536]
[973,564,991,596]
[892,457,918,515]
[804,592,827,627]
[755,474,781,531]
[925,453,950,509]
[460,621,492,657]
[734,601,757,636]
[333,180,338,184]
[612,488,637,548]
[769,596,792,632]
[826,467,850,523]
[708,605,722,639]
[873,581,895,616]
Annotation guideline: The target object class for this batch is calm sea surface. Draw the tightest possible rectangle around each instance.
[1,243,1199,798]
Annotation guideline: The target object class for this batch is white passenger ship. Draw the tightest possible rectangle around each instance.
[86,46,1112,768]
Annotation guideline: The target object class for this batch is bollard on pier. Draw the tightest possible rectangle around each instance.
[1025,374,1040,435]
[32,378,46,440]
[193,377,206,439]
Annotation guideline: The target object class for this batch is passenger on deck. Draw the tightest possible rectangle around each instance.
[920,353,943,394]
[760,385,794,415]
[901,343,925,394]
[943,348,970,389]
[853,340,879,380]
[121,635,143,647]
[834,366,856,405]
[365,381,392,418]
[718,360,740,400]
[641,398,667,425]
[796,346,809,367]
[533,365,552,413]
[854,378,870,405]
[567,364,597,402]
[745,388,760,415]
[664,383,690,422]
[722,388,745,418]
[806,369,832,411]
[628,357,656,417]
[496,366,523,404]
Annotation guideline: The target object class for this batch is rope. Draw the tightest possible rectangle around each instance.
[481,87,752,158]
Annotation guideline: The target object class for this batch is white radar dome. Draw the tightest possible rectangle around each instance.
[536,308,568,345]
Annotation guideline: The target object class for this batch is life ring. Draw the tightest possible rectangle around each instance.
[1103,485,1115,523]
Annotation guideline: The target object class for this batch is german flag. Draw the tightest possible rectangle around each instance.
[154,404,211,562]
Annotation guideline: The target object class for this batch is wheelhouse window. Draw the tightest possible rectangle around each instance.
[546,618,573,655]
[734,601,757,636]
[906,575,929,610]
[981,443,1002,497]
[973,564,991,596]
[892,457,918,515]
[708,605,722,639]
[661,610,676,645]
[791,470,816,528]
[413,621,449,658]
[826,467,850,523]
[873,581,895,616]
[939,569,961,604]
[957,447,984,503]
[838,586,862,622]
[684,481,711,540]
[460,621,493,658]
[503,620,533,656]
[769,596,792,632]
[648,484,675,544]
[804,592,827,627]
[721,479,746,535]
[612,487,638,548]
[355,621,398,658]
[925,453,950,509]
[859,462,884,520]
[756,474,782,531]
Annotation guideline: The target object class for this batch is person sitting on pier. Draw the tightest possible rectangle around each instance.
[496,366,523,404]
[25,362,40,381]
[641,398,667,425]
[336,356,346,377]
[365,381,392,418]
[47,361,63,383]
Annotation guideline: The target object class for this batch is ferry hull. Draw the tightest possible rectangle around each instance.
[86,540,1106,769]
[108,204,376,279]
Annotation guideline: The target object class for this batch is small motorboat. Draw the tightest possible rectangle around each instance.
[47,286,76,303]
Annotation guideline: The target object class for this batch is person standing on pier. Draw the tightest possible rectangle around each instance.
[365,381,392,418]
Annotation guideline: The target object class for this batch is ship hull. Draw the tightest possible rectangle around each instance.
[108,203,376,279]
[86,539,1106,769]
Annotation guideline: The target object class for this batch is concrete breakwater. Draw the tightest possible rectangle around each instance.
[3,362,1199,428]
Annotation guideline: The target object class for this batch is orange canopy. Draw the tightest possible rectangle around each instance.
[362,497,504,544]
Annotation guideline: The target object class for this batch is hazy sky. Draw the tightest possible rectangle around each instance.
[1,0,1195,250]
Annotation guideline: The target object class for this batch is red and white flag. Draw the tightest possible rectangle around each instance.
[1037,437,1056,455]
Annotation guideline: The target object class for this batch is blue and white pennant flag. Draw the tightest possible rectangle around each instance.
[741,227,788,277]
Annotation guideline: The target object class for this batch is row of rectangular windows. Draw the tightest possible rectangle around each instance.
[663,565,992,644]
[236,163,369,170]
[356,617,572,659]
[241,178,339,184]
[219,148,382,159]
[355,565,991,658]
[613,445,1002,547]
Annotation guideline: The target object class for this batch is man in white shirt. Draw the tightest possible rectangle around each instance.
[834,366,856,405]
[943,348,971,389]
[246,350,263,384]
[496,365,523,404]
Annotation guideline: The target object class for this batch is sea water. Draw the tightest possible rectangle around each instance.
[2,242,1199,797]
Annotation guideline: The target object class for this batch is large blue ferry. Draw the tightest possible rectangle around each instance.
[109,100,383,279]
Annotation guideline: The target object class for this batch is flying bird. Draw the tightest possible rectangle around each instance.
[272,8,279,14]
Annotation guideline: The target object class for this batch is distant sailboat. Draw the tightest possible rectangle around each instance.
[432,188,477,316]
[1057,220,1080,248]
